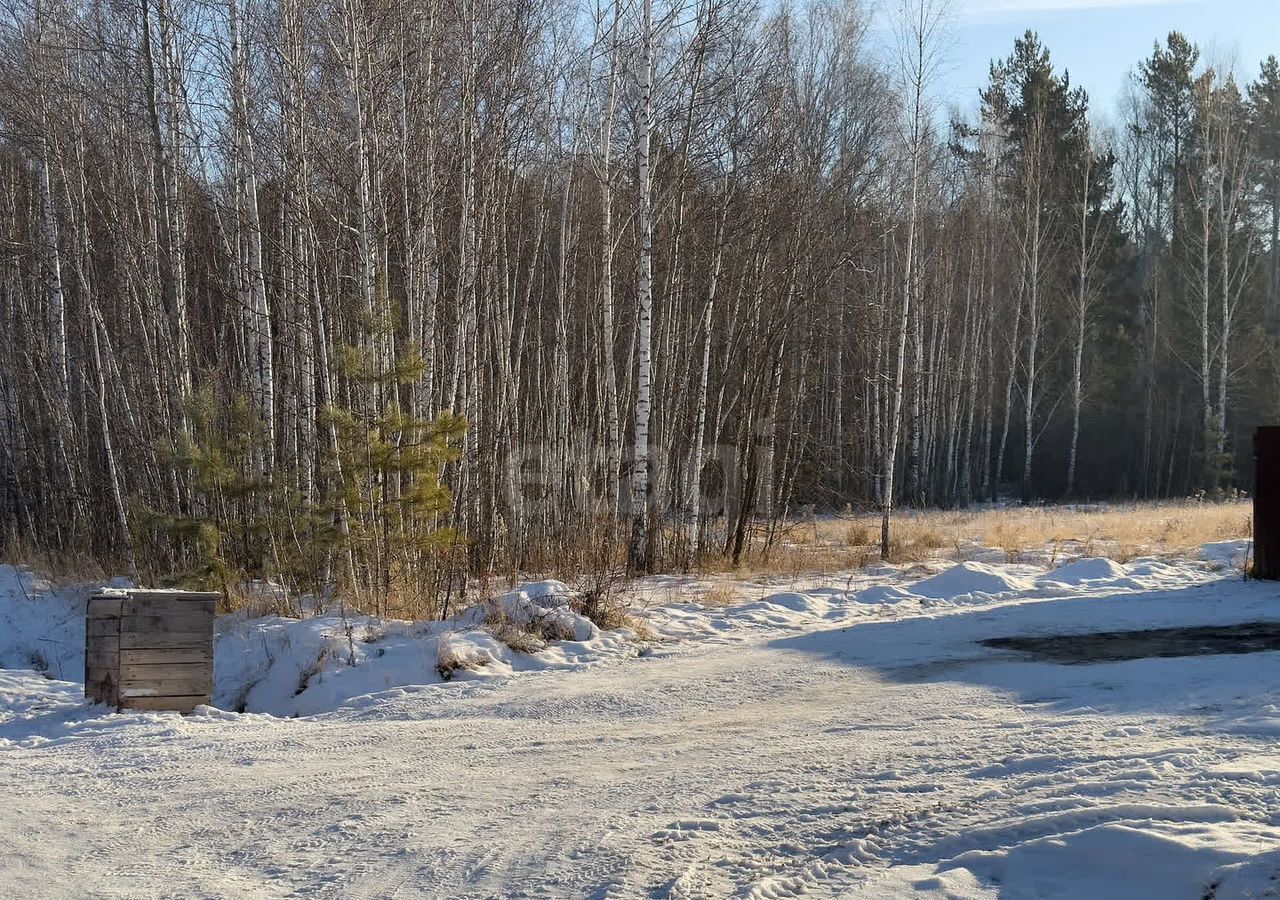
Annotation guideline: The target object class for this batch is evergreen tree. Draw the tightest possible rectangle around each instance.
[1250,57,1280,322]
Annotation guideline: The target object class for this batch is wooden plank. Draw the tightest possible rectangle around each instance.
[125,603,216,622]
[119,631,213,650]
[119,695,209,714]
[124,594,215,609]
[86,665,115,682]
[120,612,214,633]
[85,674,117,704]
[126,589,220,602]
[121,658,209,674]
[119,678,212,696]
[87,618,122,637]
[86,596,125,618]
[122,605,214,620]
[119,675,213,697]
[127,593,218,613]
[120,661,211,682]
[120,647,212,666]
[85,650,119,670]
[120,680,211,695]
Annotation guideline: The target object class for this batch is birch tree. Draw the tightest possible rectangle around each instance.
[629,0,655,572]
[881,0,946,558]
[0,1,1274,594]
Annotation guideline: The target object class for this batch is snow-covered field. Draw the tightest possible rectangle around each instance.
[3,541,1280,898]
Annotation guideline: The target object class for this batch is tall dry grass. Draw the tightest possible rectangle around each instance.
[5,501,1252,611]
[713,500,1252,575]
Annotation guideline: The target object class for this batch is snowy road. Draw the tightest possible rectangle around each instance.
[4,557,1280,898]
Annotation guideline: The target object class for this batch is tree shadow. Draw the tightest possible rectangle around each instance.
[767,577,1280,720]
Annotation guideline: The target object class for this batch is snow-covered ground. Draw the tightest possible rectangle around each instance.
[3,541,1280,898]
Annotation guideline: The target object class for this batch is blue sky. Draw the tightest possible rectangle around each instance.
[875,0,1279,124]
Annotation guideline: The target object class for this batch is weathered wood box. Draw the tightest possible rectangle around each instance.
[85,590,218,714]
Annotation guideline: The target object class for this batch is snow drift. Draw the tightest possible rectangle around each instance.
[0,567,636,717]
[0,540,1246,719]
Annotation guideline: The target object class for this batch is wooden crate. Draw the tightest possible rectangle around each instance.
[85,590,218,714]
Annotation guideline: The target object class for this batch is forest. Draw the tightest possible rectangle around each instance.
[0,0,1277,603]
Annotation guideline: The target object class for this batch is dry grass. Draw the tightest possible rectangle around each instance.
[0,539,109,589]
[435,633,490,681]
[574,588,656,640]
[897,501,1244,557]
[7,501,1251,619]
[699,542,868,579]
[700,584,740,607]
[482,608,550,654]
[711,500,1252,576]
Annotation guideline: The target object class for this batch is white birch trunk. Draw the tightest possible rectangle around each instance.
[230,0,274,473]
[882,0,939,557]
[629,0,654,572]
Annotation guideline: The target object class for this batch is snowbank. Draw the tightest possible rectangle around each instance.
[853,585,917,604]
[0,566,94,680]
[1041,556,1128,584]
[0,568,633,718]
[211,580,630,716]
[0,543,1249,719]
[912,561,1036,600]
[1203,540,1251,570]
[859,822,1280,899]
